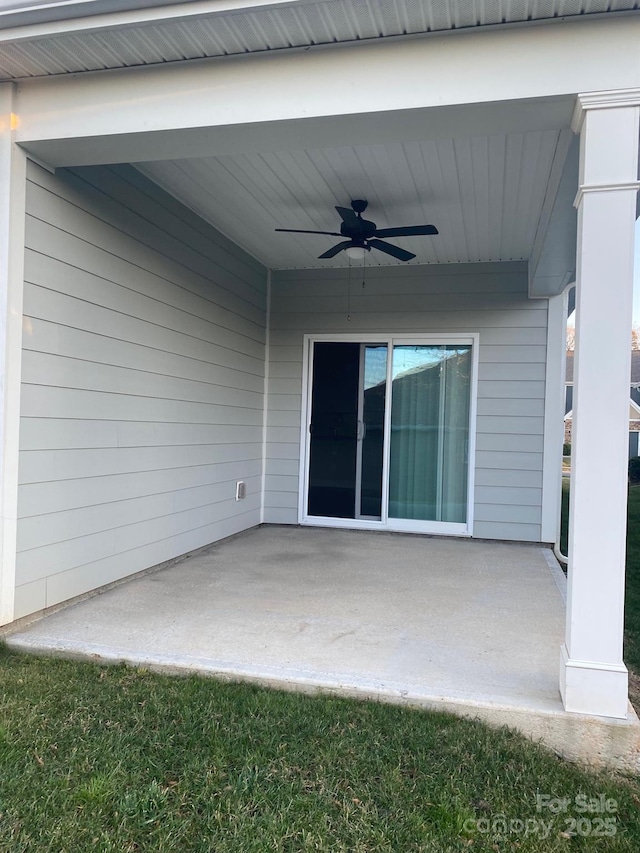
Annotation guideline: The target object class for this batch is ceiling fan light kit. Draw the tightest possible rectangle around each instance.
[345,245,367,260]
[275,199,439,262]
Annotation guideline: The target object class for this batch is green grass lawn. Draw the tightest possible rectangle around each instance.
[560,480,640,675]
[624,486,640,676]
[1,645,640,852]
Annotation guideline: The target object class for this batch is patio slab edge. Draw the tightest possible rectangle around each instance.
[7,633,640,774]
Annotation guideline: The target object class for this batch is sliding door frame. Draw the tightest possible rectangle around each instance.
[298,333,479,536]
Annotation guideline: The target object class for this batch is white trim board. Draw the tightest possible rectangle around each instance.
[541,291,569,544]
[0,85,27,626]
[13,18,640,167]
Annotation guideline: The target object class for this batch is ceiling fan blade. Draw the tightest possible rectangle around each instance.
[335,206,360,228]
[368,239,416,262]
[318,240,354,259]
[275,228,342,236]
[374,224,439,238]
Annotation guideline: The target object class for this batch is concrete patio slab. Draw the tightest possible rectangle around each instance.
[6,526,640,770]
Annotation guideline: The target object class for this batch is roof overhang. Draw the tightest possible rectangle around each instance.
[1,0,639,80]
[0,0,303,35]
[3,9,638,281]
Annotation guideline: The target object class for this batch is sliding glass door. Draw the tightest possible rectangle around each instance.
[303,336,475,534]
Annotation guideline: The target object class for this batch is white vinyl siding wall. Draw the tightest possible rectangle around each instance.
[264,262,547,542]
[15,162,267,619]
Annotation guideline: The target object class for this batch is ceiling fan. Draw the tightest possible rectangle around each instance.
[275,199,438,262]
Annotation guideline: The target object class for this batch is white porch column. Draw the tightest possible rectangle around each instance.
[561,91,640,718]
[0,84,26,626]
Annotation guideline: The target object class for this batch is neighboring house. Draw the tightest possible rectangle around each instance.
[564,350,640,456]
[1,1,639,725]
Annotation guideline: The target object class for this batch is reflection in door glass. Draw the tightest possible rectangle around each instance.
[388,345,471,522]
[359,346,387,518]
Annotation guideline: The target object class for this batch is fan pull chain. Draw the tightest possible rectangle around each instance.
[346,258,352,321]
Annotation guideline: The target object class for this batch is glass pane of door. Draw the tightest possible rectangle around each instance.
[308,342,360,518]
[388,344,471,522]
[358,345,387,518]
[307,342,387,520]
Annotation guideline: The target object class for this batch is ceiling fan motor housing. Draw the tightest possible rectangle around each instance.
[341,201,376,243]
[275,197,437,261]
[340,219,377,242]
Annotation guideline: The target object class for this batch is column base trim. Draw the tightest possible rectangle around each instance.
[560,644,629,719]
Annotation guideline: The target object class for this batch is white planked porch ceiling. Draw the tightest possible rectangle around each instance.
[136,126,572,270]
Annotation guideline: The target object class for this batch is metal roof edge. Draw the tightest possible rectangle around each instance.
[0,0,300,36]
[1,0,639,44]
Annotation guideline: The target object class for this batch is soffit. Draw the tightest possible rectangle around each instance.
[136,125,571,270]
[0,0,639,79]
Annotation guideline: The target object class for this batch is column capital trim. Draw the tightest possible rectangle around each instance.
[574,181,640,208]
[571,89,640,133]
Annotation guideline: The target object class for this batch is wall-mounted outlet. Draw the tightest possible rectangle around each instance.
[235,480,246,501]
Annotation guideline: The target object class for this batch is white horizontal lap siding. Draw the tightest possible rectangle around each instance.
[15,162,267,619]
[265,262,546,541]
